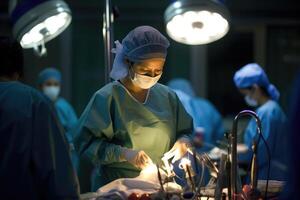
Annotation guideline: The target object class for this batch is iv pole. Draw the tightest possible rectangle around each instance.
[103,0,113,84]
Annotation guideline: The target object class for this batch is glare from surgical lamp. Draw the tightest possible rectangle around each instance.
[166,10,229,45]
[165,0,230,45]
[20,12,71,48]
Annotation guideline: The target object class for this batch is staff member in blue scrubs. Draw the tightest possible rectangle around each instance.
[234,63,288,181]
[0,37,79,199]
[38,68,79,171]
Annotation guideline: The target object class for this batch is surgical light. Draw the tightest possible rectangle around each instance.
[9,0,72,56]
[164,0,230,45]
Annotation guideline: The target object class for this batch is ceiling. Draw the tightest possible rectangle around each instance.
[1,0,299,17]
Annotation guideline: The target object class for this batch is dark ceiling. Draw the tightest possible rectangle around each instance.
[1,0,300,19]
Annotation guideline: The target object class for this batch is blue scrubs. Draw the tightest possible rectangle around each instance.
[55,97,78,141]
[239,100,288,181]
[55,97,79,172]
[0,81,79,199]
[173,90,225,151]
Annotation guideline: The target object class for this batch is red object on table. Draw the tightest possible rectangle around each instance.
[128,193,140,200]
[128,193,151,200]
[140,193,151,200]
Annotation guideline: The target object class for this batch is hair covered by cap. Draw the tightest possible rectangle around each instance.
[38,67,62,85]
[110,25,170,80]
[233,63,280,101]
[122,26,170,61]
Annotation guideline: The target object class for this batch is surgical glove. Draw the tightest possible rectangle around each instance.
[121,148,153,169]
[163,137,192,163]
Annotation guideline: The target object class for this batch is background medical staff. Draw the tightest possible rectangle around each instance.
[234,63,288,181]
[38,68,79,170]
[168,78,225,151]
[38,68,78,134]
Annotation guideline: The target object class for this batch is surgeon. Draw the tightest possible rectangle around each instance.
[0,37,79,199]
[168,78,225,151]
[73,26,193,192]
[234,63,288,181]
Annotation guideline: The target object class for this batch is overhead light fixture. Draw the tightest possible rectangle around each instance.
[9,0,72,56]
[164,0,230,45]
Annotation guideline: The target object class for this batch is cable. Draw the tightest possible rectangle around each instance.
[258,131,271,200]
[253,128,271,200]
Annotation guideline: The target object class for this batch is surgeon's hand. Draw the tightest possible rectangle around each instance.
[163,137,192,163]
[121,148,153,169]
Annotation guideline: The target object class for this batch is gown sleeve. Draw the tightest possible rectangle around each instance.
[74,91,124,166]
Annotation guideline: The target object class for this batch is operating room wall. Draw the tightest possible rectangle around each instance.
[266,26,300,111]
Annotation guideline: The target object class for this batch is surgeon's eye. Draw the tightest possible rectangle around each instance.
[155,70,162,75]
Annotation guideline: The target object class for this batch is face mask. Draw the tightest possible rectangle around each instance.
[43,86,60,101]
[244,95,258,107]
[130,71,162,89]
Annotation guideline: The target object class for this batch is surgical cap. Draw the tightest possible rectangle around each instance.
[38,68,61,84]
[110,26,170,80]
[234,63,280,101]
[167,78,196,97]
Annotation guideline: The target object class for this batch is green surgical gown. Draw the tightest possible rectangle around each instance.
[73,81,193,192]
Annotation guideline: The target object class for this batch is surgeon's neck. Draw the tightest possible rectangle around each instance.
[120,77,149,103]
[257,94,270,106]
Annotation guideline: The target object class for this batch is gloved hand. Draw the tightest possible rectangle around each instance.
[163,137,192,163]
[121,148,153,169]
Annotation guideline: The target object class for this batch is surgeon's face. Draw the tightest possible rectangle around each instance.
[40,78,61,101]
[239,88,252,97]
[132,58,165,77]
[239,85,259,100]
[239,85,261,106]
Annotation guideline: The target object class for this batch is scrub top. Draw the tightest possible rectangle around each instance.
[55,97,78,133]
[0,81,80,200]
[240,100,288,181]
[54,97,78,143]
[73,81,193,192]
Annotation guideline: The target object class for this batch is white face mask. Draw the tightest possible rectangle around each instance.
[244,95,258,107]
[131,71,162,89]
[43,86,60,101]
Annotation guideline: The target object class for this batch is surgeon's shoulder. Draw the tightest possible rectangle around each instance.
[92,81,120,100]
[56,97,73,105]
[4,82,51,115]
[152,83,178,99]
[10,82,46,102]
[55,97,72,108]
[257,100,286,119]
